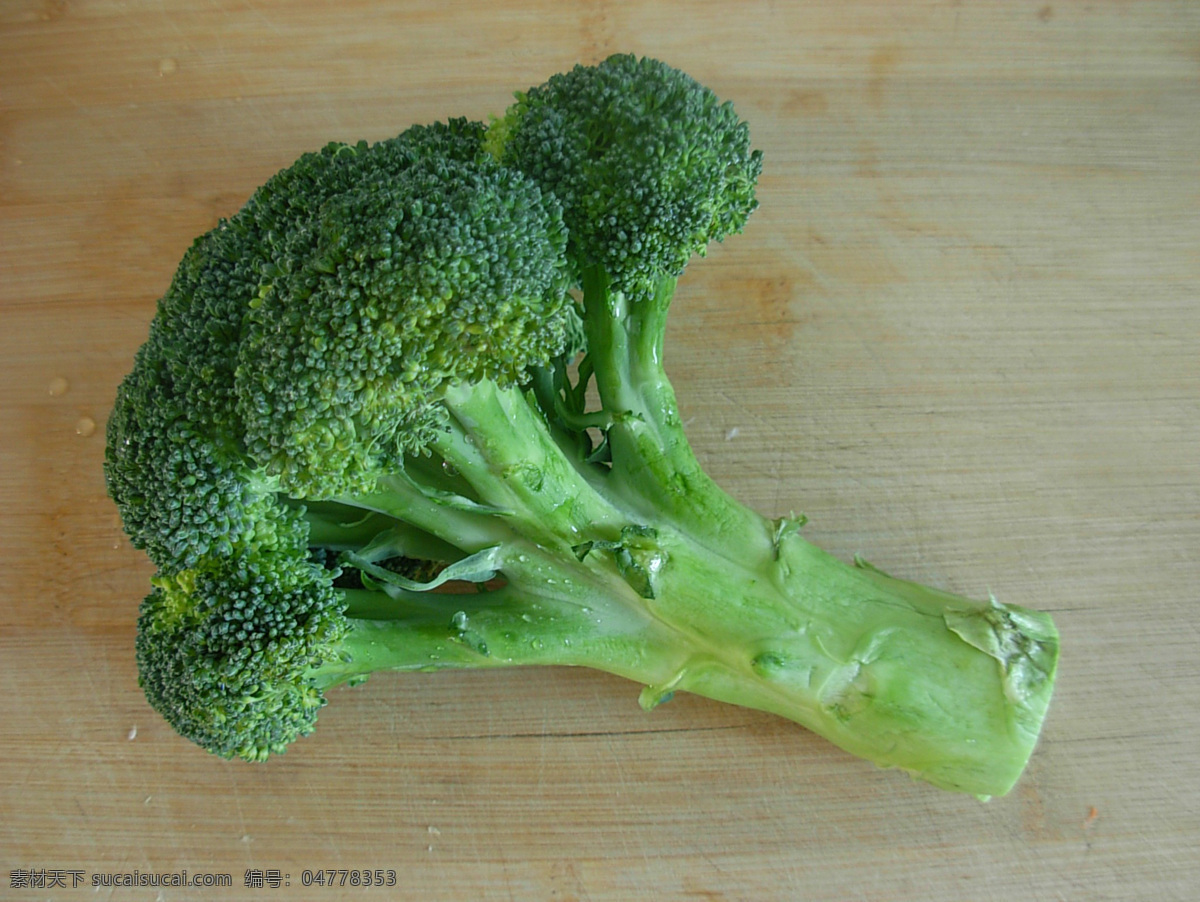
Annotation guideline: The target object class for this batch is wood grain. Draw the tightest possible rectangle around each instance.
[2,1,1198,899]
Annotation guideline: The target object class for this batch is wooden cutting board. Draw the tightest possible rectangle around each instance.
[2,1,1197,898]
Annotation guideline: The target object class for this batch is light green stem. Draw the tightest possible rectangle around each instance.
[639,527,1058,797]
[315,346,1058,797]
[580,267,772,557]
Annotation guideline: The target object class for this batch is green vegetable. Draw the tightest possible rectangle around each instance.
[106,55,1057,796]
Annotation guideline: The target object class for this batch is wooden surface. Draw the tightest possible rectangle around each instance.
[3,1,1198,899]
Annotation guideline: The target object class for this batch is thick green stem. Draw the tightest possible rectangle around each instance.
[318,505,1057,796]
[630,525,1058,797]
[320,353,1056,797]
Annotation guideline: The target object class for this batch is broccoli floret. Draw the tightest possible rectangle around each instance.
[136,551,347,761]
[107,59,1058,797]
[490,53,761,290]
[490,55,769,543]
[104,119,524,570]
[235,155,571,498]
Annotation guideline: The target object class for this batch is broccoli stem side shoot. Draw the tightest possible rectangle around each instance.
[578,266,774,557]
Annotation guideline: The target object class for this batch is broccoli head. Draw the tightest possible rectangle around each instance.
[107,57,1058,797]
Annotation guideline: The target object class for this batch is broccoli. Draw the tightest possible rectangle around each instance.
[106,54,1058,796]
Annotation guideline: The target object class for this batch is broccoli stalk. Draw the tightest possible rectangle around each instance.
[299,373,1057,798]
[108,55,1057,797]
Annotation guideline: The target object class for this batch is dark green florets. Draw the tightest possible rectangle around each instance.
[103,247,308,573]
[107,117,575,760]
[492,53,763,290]
[237,118,490,248]
[235,157,572,498]
[109,117,578,756]
[135,552,348,761]
[105,118,566,564]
